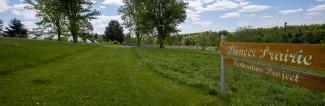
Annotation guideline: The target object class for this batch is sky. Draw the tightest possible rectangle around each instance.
[0,0,325,34]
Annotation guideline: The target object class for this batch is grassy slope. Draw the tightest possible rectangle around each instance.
[0,39,222,105]
[0,38,97,74]
[135,47,325,105]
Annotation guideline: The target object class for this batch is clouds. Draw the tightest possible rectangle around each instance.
[0,3,39,30]
[185,0,271,20]
[279,9,303,15]
[239,5,271,13]
[186,0,240,13]
[307,4,325,12]
[261,16,274,19]
[11,4,37,20]
[306,12,321,16]
[304,4,325,18]
[102,0,123,5]
[100,5,106,9]
[0,0,8,12]
[181,0,274,33]
[221,12,240,18]
[203,0,240,12]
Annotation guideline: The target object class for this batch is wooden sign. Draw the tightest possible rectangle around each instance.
[225,58,325,92]
[220,42,325,71]
[219,39,325,92]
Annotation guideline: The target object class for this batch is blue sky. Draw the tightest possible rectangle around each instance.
[0,0,325,34]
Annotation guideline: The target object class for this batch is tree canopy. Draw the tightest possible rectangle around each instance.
[57,0,100,43]
[119,0,151,46]
[26,0,67,41]
[120,0,187,48]
[26,0,99,43]
[104,20,124,43]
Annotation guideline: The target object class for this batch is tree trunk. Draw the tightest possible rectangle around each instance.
[136,32,141,46]
[72,30,78,43]
[56,21,62,41]
[159,37,164,48]
[158,28,165,48]
[57,29,61,41]
[70,21,78,43]
[73,35,78,43]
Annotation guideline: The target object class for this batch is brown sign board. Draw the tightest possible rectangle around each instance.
[220,42,325,92]
[220,42,325,71]
[225,58,325,92]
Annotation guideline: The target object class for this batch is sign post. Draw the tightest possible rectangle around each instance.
[220,35,226,94]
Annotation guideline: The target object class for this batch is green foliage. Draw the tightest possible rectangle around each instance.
[57,0,100,43]
[120,0,187,48]
[145,0,188,48]
[166,30,228,49]
[104,20,124,43]
[119,0,150,46]
[198,31,212,51]
[135,47,325,105]
[26,0,67,41]
[4,18,28,38]
[0,38,97,74]
[229,24,325,44]
[80,20,94,42]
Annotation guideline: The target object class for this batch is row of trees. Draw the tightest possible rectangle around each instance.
[26,0,100,43]
[119,0,187,48]
[0,0,211,47]
[134,23,324,50]
[228,23,325,44]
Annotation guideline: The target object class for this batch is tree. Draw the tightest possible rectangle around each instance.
[4,18,28,38]
[119,0,150,46]
[80,19,94,42]
[198,31,211,51]
[94,33,99,40]
[143,0,187,48]
[26,0,67,41]
[120,0,187,48]
[145,0,187,48]
[58,0,100,43]
[104,20,124,43]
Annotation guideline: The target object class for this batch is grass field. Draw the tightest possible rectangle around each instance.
[135,47,325,105]
[0,38,324,105]
[0,38,222,105]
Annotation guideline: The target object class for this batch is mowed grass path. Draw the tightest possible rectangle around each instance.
[0,44,222,105]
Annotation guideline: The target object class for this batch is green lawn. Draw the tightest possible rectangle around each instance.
[0,38,222,105]
[0,38,324,105]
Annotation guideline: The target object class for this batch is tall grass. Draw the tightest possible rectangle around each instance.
[135,47,325,105]
[0,38,98,75]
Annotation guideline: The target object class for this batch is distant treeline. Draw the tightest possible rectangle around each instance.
[228,24,325,44]
[148,23,325,49]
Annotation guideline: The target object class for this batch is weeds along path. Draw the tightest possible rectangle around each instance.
[0,45,223,105]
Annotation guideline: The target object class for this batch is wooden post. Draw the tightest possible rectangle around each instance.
[220,35,226,94]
